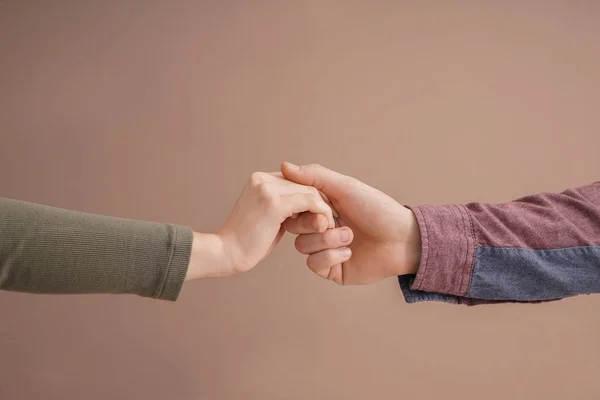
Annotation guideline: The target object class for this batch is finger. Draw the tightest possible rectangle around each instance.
[283,212,329,234]
[256,180,335,228]
[265,172,340,219]
[306,248,352,284]
[274,179,324,196]
[316,190,340,218]
[285,184,340,219]
[280,193,335,229]
[281,162,358,200]
[294,227,354,254]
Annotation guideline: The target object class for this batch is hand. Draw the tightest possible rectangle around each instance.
[186,171,334,280]
[281,162,422,285]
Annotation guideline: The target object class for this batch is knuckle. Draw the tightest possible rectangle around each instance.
[308,186,320,197]
[310,188,327,206]
[258,183,278,205]
[322,250,337,264]
[308,192,321,205]
[306,163,322,174]
[322,229,336,246]
[249,171,264,186]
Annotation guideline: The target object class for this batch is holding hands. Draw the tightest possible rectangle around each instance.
[187,162,421,285]
[185,171,335,280]
[281,162,421,285]
[4,158,595,305]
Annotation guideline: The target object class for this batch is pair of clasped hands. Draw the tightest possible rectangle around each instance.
[186,162,422,286]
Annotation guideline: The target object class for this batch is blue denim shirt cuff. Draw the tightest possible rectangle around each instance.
[398,275,459,304]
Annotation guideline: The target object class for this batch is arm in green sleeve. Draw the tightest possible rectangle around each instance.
[0,198,193,301]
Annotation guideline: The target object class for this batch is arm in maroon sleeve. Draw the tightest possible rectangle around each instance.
[398,181,600,304]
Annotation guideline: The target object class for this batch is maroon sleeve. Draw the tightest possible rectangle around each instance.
[400,181,600,304]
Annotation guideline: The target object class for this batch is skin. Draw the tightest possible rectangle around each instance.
[184,162,422,286]
[185,171,335,280]
[281,162,422,285]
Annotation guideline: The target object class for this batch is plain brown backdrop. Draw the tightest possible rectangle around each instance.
[1,1,599,399]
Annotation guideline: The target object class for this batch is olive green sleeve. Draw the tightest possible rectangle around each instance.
[0,198,193,301]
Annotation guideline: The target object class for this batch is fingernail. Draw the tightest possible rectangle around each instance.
[286,162,299,170]
[340,248,352,258]
[339,229,350,243]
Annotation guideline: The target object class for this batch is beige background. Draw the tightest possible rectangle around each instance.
[1,1,600,399]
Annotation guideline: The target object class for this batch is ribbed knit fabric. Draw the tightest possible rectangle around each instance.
[0,198,193,301]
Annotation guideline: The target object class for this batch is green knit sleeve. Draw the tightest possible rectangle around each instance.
[0,198,193,301]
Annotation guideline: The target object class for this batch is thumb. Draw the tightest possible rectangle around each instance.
[281,162,357,200]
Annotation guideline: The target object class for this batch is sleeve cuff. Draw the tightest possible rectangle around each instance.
[398,275,459,304]
[399,204,476,303]
[155,224,193,301]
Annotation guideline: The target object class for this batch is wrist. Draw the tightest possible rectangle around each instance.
[391,208,422,277]
[404,209,422,275]
[185,232,231,281]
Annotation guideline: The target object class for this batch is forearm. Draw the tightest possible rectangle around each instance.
[399,181,600,304]
[0,198,193,300]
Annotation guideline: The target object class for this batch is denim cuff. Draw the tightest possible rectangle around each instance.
[398,275,459,304]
